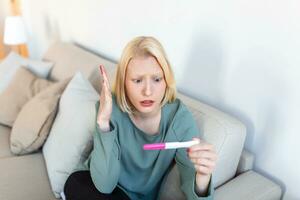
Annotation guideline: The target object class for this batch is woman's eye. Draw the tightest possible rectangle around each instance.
[154,77,162,82]
[133,79,142,83]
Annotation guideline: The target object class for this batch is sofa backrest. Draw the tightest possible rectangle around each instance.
[42,42,246,191]
[176,93,246,187]
[42,42,116,94]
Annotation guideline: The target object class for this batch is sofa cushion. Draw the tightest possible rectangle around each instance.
[0,67,52,127]
[10,78,70,155]
[0,152,56,200]
[0,51,53,94]
[158,163,185,200]
[214,170,282,200]
[43,42,104,81]
[177,93,246,187]
[0,125,14,158]
[43,72,98,198]
[42,41,116,94]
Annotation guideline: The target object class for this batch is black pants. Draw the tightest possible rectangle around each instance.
[64,171,130,200]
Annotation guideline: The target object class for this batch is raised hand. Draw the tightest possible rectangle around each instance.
[97,65,112,132]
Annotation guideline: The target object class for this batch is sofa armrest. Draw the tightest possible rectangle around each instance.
[236,149,255,175]
[214,170,282,200]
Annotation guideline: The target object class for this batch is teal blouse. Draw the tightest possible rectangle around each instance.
[77,95,214,200]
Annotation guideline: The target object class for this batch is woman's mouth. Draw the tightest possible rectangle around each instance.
[140,100,154,107]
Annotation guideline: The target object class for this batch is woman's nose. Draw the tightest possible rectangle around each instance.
[143,81,152,96]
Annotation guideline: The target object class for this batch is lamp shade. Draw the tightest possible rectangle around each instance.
[4,16,28,45]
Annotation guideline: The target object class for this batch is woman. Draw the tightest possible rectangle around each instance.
[64,36,217,200]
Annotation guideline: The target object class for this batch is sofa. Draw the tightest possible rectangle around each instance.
[0,42,282,200]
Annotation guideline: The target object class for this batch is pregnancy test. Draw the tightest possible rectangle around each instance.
[143,140,199,150]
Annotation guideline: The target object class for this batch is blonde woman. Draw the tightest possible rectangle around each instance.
[64,36,217,200]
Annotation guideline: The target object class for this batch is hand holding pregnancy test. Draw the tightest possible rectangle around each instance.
[143,140,200,150]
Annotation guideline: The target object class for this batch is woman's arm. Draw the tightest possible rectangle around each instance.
[89,65,121,193]
[173,108,215,200]
[88,101,121,193]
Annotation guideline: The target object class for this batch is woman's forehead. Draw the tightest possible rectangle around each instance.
[127,56,163,75]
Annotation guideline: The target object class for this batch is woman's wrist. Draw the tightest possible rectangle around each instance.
[195,173,211,197]
[97,119,110,132]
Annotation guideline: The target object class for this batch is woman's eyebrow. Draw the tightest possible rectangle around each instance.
[131,75,143,79]
[151,74,163,78]
[131,73,163,78]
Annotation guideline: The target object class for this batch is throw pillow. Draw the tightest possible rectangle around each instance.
[0,51,53,93]
[10,78,71,155]
[43,71,99,198]
[0,67,52,127]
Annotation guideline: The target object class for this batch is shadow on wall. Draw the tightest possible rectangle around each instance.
[44,14,61,42]
[28,13,62,59]
[226,48,290,199]
[179,32,255,150]
[179,32,225,106]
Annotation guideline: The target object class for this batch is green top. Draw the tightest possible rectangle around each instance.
[77,95,214,200]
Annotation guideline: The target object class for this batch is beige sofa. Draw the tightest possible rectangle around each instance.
[0,42,282,200]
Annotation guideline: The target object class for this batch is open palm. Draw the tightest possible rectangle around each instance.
[97,65,112,125]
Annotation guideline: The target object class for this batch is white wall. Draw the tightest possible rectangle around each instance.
[20,0,300,199]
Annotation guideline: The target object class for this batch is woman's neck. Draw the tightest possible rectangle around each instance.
[132,108,160,121]
[129,109,162,135]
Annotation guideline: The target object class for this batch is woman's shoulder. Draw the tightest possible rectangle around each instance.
[164,97,190,116]
[165,98,199,140]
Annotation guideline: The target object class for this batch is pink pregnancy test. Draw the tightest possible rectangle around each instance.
[143,140,200,150]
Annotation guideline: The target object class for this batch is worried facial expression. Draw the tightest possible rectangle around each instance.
[125,56,166,116]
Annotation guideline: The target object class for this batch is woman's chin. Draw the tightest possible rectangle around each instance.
[137,107,153,114]
[135,105,159,116]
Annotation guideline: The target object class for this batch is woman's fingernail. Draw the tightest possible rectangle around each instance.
[99,65,103,75]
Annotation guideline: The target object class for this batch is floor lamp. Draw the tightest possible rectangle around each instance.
[3,15,29,57]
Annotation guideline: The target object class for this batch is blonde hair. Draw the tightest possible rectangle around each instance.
[112,36,177,114]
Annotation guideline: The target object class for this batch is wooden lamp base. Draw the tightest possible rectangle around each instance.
[11,44,29,57]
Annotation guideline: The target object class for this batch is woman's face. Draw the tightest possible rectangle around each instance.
[125,56,166,117]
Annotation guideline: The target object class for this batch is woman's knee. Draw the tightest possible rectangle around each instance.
[64,171,89,197]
